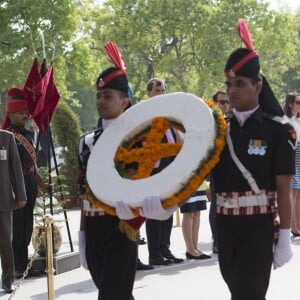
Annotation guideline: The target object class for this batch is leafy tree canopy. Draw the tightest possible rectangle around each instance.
[0,0,299,130]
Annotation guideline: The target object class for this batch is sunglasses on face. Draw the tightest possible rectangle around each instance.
[218,100,229,105]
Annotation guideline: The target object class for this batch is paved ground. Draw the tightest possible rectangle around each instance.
[1,204,300,300]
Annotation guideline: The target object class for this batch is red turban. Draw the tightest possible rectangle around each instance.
[1,88,28,129]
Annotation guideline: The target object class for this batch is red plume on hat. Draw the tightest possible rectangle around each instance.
[96,42,127,90]
[103,42,126,71]
[225,19,259,77]
[237,19,255,51]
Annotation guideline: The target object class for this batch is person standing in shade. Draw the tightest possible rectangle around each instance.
[212,19,295,300]
[213,90,231,120]
[146,77,166,97]
[181,180,211,260]
[283,92,300,237]
[2,88,51,279]
[209,90,231,254]
[145,77,184,265]
[0,129,26,293]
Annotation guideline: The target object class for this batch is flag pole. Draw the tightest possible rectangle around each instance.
[47,36,74,252]
[29,30,37,58]
[51,35,58,63]
[34,32,73,252]
[47,118,74,252]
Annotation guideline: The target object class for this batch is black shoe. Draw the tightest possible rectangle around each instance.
[164,253,184,263]
[15,270,25,279]
[137,259,154,270]
[212,245,218,254]
[2,284,15,294]
[212,240,218,253]
[138,237,146,245]
[28,268,41,277]
[186,252,211,260]
[149,257,172,266]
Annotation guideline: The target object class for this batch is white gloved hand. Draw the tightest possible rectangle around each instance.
[115,201,135,220]
[273,228,293,269]
[78,231,88,270]
[140,195,178,220]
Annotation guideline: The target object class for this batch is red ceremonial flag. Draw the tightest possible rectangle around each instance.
[23,58,42,116]
[32,65,53,117]
[40,58,47,77]
[33,65,60,131]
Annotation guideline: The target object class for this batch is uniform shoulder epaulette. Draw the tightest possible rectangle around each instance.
[263,112,289,125]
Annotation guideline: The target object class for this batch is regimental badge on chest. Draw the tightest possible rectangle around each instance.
[0,147,7,160]
[247,139,267,156]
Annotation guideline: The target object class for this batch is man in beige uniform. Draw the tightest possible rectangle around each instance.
[0,129,26,293]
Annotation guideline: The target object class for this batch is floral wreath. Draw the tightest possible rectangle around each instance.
[86,93,226,216]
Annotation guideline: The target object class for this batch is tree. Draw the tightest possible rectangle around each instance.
[51,101,82,195]
[84,0,299,101]
[1,0,299,129]
[71,84,98,131]
[0,0,93,117]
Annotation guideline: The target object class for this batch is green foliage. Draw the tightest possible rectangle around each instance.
[51,101,82,195]
[85,0,300,100]
[70,85,99,131]
[0,0,78,84]
[0,0,299,125]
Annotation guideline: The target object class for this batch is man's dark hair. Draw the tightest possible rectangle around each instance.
[212,91,227,102]
[146,78,166,92]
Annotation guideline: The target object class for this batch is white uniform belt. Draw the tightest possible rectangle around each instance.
[84,210,106,217]
[83,199,105,216]
[216,194,269,209]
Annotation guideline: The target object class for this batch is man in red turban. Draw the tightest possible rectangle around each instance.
[2,88,50,279]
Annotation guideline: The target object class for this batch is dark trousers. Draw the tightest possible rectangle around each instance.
[146,215,173,259]
[209,176,218,247]
[85,215,137,300]
[216,213,274,300]
[12,200,35,272]
[13,176,37,273]
[209,193,218,246]
[0,211,14,287]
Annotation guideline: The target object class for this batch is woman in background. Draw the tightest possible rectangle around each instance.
[283,92,300,236]
[180,180,211,259]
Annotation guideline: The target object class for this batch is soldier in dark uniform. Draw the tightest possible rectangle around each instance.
[77,42,176,300]
[77,44,138,300]
[212,19,295,300]
[2,88,51,279]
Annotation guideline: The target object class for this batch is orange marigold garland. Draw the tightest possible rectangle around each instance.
[162,100,226,208]
[86,99,226,215]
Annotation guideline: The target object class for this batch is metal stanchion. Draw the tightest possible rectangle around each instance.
[44,214,55,300]
[175,208,181,227]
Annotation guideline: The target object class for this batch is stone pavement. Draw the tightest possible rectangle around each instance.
[1,204,300,300]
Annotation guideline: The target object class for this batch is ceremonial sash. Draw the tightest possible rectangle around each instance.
[11,129,37,164]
